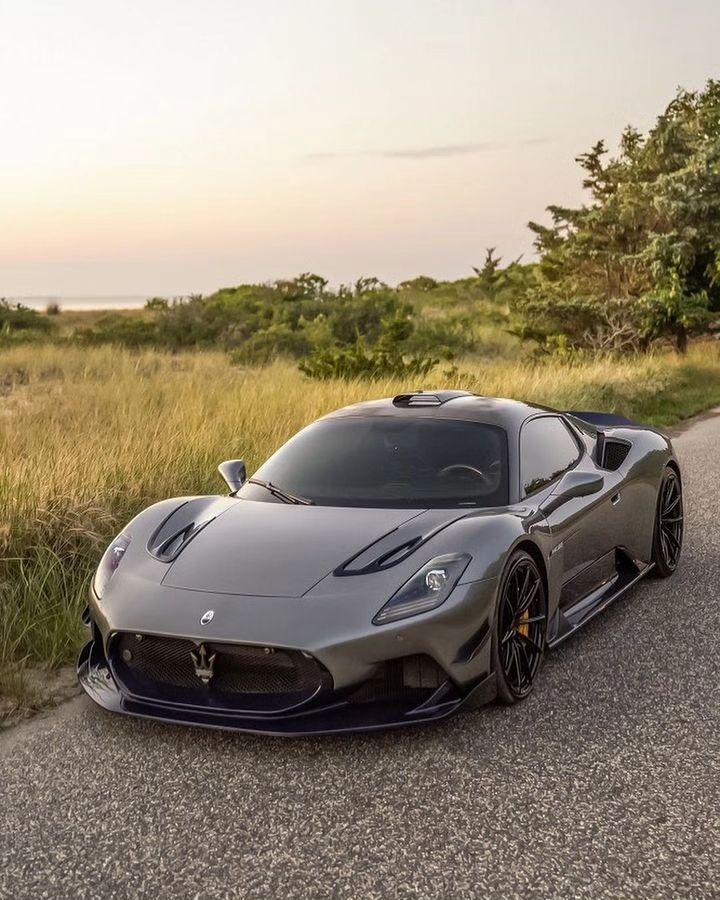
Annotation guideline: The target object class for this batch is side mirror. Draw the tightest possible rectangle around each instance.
[218,459,247,494]
[541,470,604,514]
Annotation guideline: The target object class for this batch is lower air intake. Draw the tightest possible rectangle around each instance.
[346,654,448,705]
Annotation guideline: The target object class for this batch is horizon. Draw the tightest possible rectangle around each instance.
[2,0,719,296]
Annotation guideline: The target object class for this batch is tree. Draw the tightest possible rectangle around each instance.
[473,248,505,300]
[274,273,328,301]
[515,81,720,353]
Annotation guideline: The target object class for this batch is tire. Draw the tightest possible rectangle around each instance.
[492,550,547,705]
[651,467,684,578]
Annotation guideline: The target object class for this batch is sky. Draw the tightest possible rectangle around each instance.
[1,0,718,296]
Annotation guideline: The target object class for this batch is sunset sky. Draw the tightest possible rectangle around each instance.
[1,0,718,296]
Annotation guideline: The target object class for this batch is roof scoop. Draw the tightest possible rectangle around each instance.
[392,390,475,408]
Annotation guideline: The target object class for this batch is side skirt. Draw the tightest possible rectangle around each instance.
[547,554,653,649]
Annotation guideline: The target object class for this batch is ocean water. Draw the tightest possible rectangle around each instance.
[7,296,153,311]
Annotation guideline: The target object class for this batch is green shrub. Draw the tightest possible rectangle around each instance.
[404,315,477,358]
[300,313,439,380]
[0,300,55,346]
[0,300,54,333]
[76,315,161,348]
[145,297,169,311]
[329,291,412,346]
[398,275,438,292]
[299,338,438,380]
[230,326,313,364]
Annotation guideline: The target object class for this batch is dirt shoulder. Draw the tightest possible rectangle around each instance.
[0,665,80,731]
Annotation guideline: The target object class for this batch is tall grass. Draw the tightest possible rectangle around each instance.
[2,342,720,680]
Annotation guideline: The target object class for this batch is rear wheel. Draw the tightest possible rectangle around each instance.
[652,467,684,577]
[493,550,547,704]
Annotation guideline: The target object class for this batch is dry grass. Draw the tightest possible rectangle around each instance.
[1,341,720,684]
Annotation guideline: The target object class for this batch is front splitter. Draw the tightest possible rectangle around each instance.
[77,639,497,737]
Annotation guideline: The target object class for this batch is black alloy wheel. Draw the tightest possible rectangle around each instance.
[493,550,547,703]
[652,467,684,577]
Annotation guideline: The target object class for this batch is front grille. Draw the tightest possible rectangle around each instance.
[110,633,328,713]
[347,654,447,705]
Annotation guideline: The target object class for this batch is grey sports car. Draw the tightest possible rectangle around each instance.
[78,391,684,735]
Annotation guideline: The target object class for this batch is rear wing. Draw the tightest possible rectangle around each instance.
[566,411,639,428]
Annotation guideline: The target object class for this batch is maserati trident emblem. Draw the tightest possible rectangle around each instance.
[200,609,215,625]
[190,643,216,685]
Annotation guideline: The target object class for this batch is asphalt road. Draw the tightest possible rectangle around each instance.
[2,411,720,900]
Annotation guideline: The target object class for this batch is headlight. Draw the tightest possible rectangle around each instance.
[373,553,471,625]
[93,533,132,598]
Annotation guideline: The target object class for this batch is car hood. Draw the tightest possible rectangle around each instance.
[162,499,447,597]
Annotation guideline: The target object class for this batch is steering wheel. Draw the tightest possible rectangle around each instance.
[438,463,498,492]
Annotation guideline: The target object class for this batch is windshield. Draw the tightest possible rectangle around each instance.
[239,416,509,508]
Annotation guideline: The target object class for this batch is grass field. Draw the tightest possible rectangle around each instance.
[2,341,720,713]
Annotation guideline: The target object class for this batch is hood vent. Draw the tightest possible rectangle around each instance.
[334,509,468,576]
[336,537,424,576]
[146,497,231,563]
[150,519,215,562]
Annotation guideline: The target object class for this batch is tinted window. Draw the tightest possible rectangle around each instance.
[520,416,581,497]
[240,416,509,508]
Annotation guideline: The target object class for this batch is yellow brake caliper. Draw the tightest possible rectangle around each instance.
[517,610,530,638]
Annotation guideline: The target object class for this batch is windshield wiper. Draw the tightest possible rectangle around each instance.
[248,478,313,506]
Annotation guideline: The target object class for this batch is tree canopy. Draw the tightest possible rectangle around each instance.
[514,80,720,352]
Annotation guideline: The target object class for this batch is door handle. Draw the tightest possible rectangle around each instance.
[611,491,622,505]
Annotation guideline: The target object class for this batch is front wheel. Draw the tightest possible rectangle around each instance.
[651,467,684,577]
[492,550,547,704]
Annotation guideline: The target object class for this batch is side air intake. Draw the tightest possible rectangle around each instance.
[602,438,631,471]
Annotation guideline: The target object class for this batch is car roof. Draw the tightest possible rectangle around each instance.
[322,391,557,431]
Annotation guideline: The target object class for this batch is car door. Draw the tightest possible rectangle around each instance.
[519,415,621,603]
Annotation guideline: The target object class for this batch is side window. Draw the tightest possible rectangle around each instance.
[520,416,582,497]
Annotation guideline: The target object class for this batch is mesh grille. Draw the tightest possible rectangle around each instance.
[603,439,631,471]
[110,633,326,712]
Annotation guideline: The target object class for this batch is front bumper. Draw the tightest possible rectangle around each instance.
[77,636,497,736]
[78,574,500,735]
